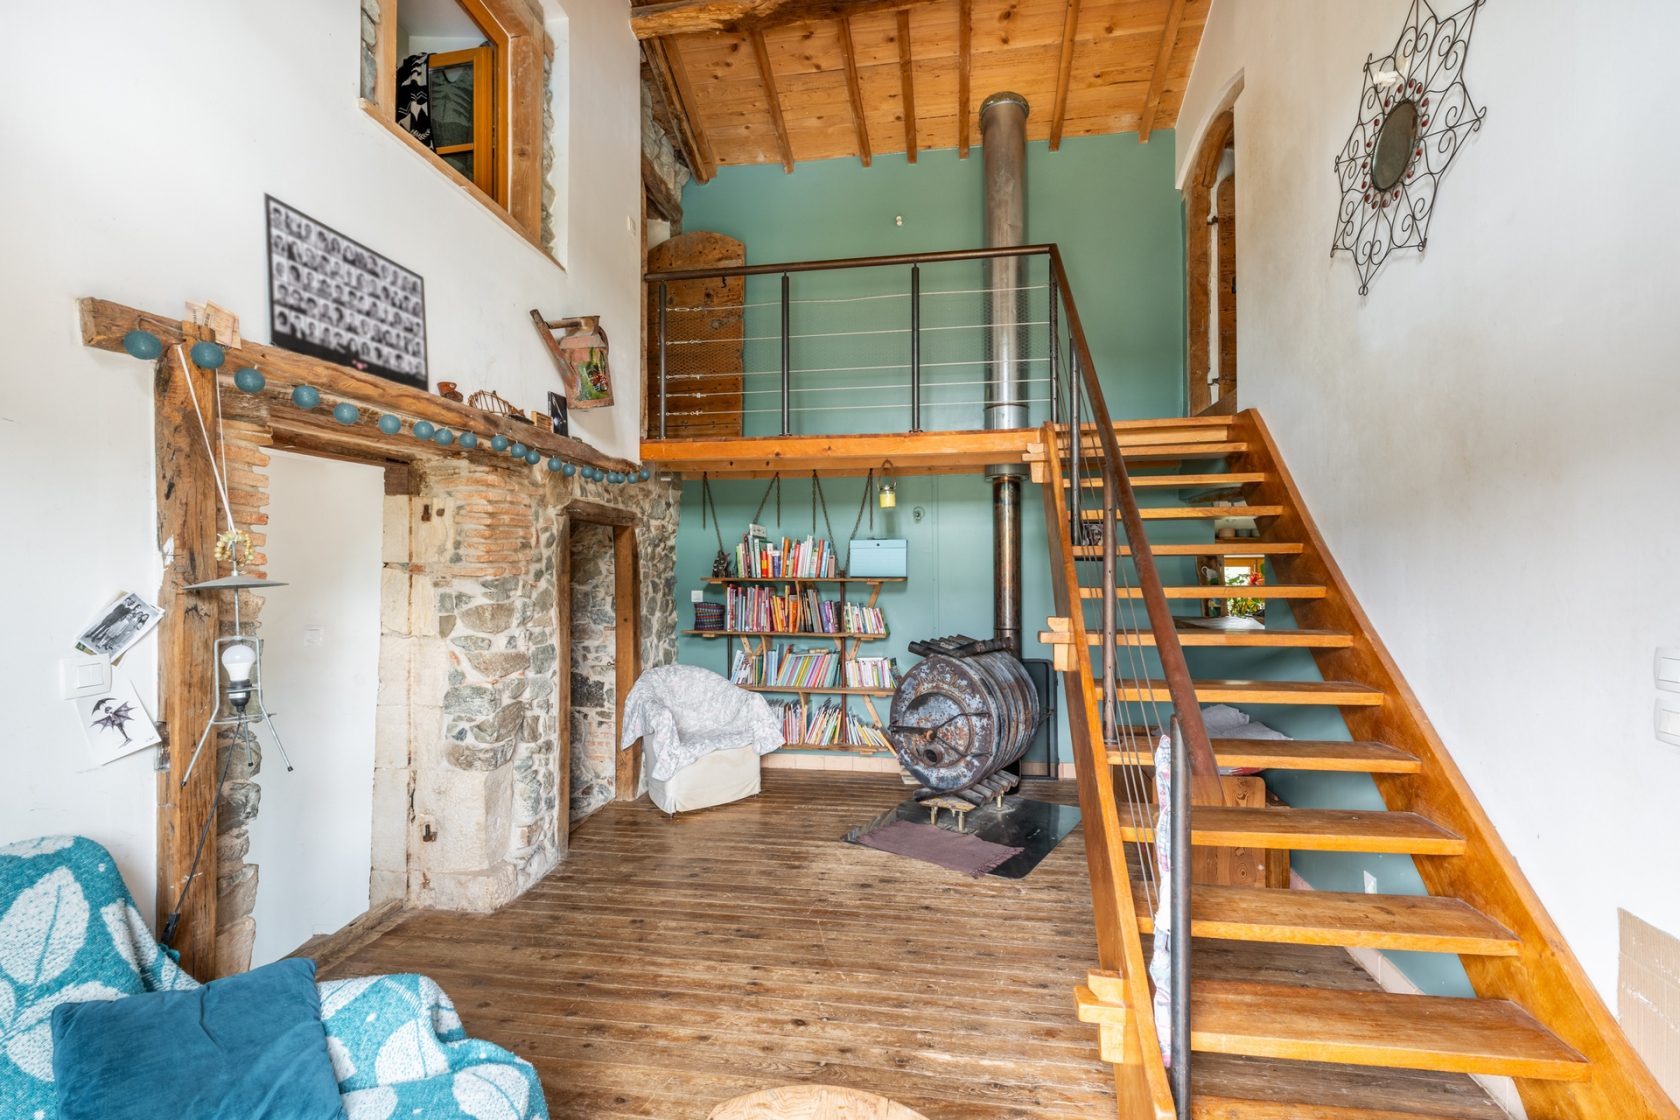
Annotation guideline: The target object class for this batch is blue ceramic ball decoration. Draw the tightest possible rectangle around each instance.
[121,330,163,360]
[491,434,510,453]
[561,462,576,477]
[378,414,402,435]
[332,402,359,425]
[189,340,225,369]
[639,468,651,481]
[547,457,563,472]
[291,385,321,410]
[233,367,265,394]
[511,442,528,458]
[458,432,478,450]
[524,449,541,465]
[434,428,454,446]
[589,467,603,481]
[413,420,436,440]
[609,471,625,484]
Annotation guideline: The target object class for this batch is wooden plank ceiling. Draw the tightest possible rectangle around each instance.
[635,0,1208,180]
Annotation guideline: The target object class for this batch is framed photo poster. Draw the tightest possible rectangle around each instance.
[265,195,428,388]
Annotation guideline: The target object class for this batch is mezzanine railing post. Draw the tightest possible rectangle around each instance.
[1170,714,1192,1117]
[780,272,791,436]
[1048,271,1061,428]
[657,281,669,439]
[910,263,922,433]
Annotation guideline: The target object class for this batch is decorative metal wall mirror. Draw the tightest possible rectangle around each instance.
[1332,0,1488,294]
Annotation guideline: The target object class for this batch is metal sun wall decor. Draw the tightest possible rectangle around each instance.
[1331,0,1488,295]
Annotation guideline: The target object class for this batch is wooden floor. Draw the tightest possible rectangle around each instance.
[321,771,1505,1120]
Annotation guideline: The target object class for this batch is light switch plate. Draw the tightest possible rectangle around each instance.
[690,589,705,603]
[59,656,112,700]
[303,626,325,647]
[1656,647,1680,693]
[1658,701,1680,747]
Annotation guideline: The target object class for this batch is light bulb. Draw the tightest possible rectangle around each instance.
[221,641,258,683]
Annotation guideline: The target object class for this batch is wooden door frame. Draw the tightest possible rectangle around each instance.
[556,499,644,837]
[1184,109,1235,416]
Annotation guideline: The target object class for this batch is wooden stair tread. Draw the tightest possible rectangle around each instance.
[1108,738,1420,773]
[1065,471,1267,489]
[1189,980,1588,1081]
[1113,626,1356,649]
[1072,540,1305,557]
[1190,1095,1504,1120]
[1116,806,1466,855]
[1079,584,1325,600]
[1131,884,1519,956]
[1082,505,1286,521]
[1107,679,1386,706]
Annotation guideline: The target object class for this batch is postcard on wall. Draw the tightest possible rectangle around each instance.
[75,592,163,659]
[265,195,428,389]
[75,677,161,765]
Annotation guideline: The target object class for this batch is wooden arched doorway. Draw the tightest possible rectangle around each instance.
[1185,110,1236,415]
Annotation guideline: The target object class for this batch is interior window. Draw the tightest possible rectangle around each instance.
[394,0,503,203]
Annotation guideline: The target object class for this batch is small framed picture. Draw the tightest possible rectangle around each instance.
[75,592,164,660]
[548,391,569,437]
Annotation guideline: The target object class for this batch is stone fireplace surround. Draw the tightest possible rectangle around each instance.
[212,400,677,973]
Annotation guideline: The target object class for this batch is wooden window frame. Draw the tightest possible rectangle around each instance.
[363,0,551,259]
[427,45,501,199]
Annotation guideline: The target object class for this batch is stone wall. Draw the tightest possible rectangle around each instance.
[567,522,617,822]
[642,80,691,215]
[212,390,678,960]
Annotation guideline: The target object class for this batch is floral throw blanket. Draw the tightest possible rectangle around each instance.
[0,836,546,1120]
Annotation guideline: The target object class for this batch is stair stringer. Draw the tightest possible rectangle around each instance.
[1231,407,1678,1120]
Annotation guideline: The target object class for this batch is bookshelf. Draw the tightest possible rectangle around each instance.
[688,570,901,755]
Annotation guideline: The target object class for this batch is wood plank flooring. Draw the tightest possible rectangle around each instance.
[320,771,1505,1120]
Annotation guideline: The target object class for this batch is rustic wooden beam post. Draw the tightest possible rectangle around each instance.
[750,28,796,172]
[1049,0,1080,150]
[152,325,223,978]
[896,9,918,163]
[956,0,973,158]
[613,524,644,799]
[1137,0,1185,143]
[838,15,873,167]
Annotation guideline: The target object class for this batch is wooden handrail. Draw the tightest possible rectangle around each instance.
[1044,248,1225,807]
[644,242,1060,282]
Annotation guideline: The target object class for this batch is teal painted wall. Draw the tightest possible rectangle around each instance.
[672,135,1187,763]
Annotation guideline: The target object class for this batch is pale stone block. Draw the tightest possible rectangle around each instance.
[215,916,256,977]
[373,708,409,770]
[409,637,452,700]
[369,769,410,874]
[382,496,410,563]
[368,868,406,908]
[413,765,513,873]
[376,636,410,706]
[414,861,523,912]
[380,567,411,635]
[408,576,440,638]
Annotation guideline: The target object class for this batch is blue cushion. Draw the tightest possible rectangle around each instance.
[50,957,345,1120]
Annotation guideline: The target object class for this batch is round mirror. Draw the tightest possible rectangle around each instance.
[1371,99,1419,192]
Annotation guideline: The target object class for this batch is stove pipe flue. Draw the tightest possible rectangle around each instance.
[980,91,1028,653]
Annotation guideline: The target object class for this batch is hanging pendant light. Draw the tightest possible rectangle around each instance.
[877,461,898,509]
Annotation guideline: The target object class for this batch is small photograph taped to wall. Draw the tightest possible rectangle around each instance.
[548,391,569,437]
[74,592,164,660]
[265,195,428,389]
[75,676,161,765]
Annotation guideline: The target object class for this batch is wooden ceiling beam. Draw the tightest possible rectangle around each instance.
[956,0,972,158]
[632,0,941,39]
[749,28,795,172]
[1138,0,1186,143]
[1049,0,1081,151]
[646,36,716,181]
[837,16,873,168]
[896,10,918,164]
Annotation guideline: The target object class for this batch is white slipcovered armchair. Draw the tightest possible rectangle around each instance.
[620,665,786,814]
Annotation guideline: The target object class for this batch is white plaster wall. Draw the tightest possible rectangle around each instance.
[1176,0,1680,1003]
[248,451,384,965]
[0,0,643,922]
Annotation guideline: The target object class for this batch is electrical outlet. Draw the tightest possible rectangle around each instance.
[59,656,112,700]
[303,626,324,647]
[1363,870,1379,895]
[690,589,705,603]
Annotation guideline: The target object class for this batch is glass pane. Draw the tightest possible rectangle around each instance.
[428,63,475,150]
[441,150,473,179]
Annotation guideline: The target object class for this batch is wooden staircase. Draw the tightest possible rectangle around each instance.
[1034,409,1677,1119]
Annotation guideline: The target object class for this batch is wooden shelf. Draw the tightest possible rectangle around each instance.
[705,576,905,585]
[683,630,888,640]
[781,742,894,753]
[741,684,895,697]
